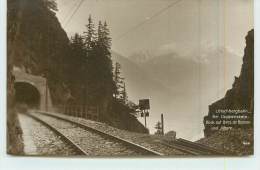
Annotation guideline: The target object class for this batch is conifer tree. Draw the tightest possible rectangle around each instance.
[97,21,103,43]
[69,33,87,102]
[43,0,57,11]
[70,33,85,55]
[69,33,86,78]
[69,17,116,116]
[122,82,128,104]
[114,62,125,101]
[82,15,97,104]
[81,18,114,105]
[95,20,114,101]
[102,21,112,56]
[154,121,163,135]
[84,15,96,50]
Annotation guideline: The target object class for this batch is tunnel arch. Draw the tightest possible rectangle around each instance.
[14,81,41,109]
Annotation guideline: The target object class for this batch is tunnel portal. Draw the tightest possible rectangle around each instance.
[14,82,41,109]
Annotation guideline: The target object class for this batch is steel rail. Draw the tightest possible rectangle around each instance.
[34,111,164,156]
[159,141,200,155]
[175,138,224,155]
[25,113,89,155]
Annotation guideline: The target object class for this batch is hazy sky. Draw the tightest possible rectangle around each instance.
[56,0,253,58]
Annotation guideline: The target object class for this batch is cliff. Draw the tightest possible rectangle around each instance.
[199,30,254,155]
[204,29,254,137]
[8,0,71,106]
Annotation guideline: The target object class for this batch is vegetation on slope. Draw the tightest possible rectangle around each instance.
[7,0,147,153]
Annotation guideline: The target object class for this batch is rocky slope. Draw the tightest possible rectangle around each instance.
[199,29,254,155]
[8,0,71,106]
[203,29,254,136]
[7,0,25,154]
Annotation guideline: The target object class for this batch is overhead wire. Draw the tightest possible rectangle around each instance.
[115,0,184,41]
[60,0,79,23]
[59,0,76,9]
[61,0,183,40]
[64,0,85,27]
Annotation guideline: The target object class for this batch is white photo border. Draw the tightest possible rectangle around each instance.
[0,0,259,170]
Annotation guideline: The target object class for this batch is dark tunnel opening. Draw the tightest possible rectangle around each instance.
[14,82,41,111]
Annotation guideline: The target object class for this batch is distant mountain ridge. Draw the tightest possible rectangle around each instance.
[111,46,243,139]
[128,51,156,64]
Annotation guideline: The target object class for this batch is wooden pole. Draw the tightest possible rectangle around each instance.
[161,113,164,135]
[45,78,48,111]
[144,110,147,128]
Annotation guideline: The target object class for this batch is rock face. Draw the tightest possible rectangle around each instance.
[203,29,254,137]
[7,0,25,154]
[8,0,71,106]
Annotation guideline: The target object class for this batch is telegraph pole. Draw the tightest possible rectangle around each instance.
[144,110,147,128]
[45,77,48,111]
[139,99,150,129]
[161,113,164,135]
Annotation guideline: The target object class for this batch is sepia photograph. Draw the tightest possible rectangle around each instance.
[7,0,254,157]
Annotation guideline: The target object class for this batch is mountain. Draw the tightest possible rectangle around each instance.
[128,50,155,64]
[111,51,175,112]
[131,48,241,94]
[112,51,174,99]
[111,51,178,133]
[112,47,242,140]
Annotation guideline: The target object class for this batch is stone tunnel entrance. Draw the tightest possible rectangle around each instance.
[14,82,41,110]
[13,68,53,111]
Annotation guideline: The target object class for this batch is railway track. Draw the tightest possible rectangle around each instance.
[25,113,88,155]
[27,111,163,156]
[174,138,224,155]
[160,138,224,156]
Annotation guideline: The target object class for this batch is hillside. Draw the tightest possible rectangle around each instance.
[7,0,147,134]
[8,0,71,106]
